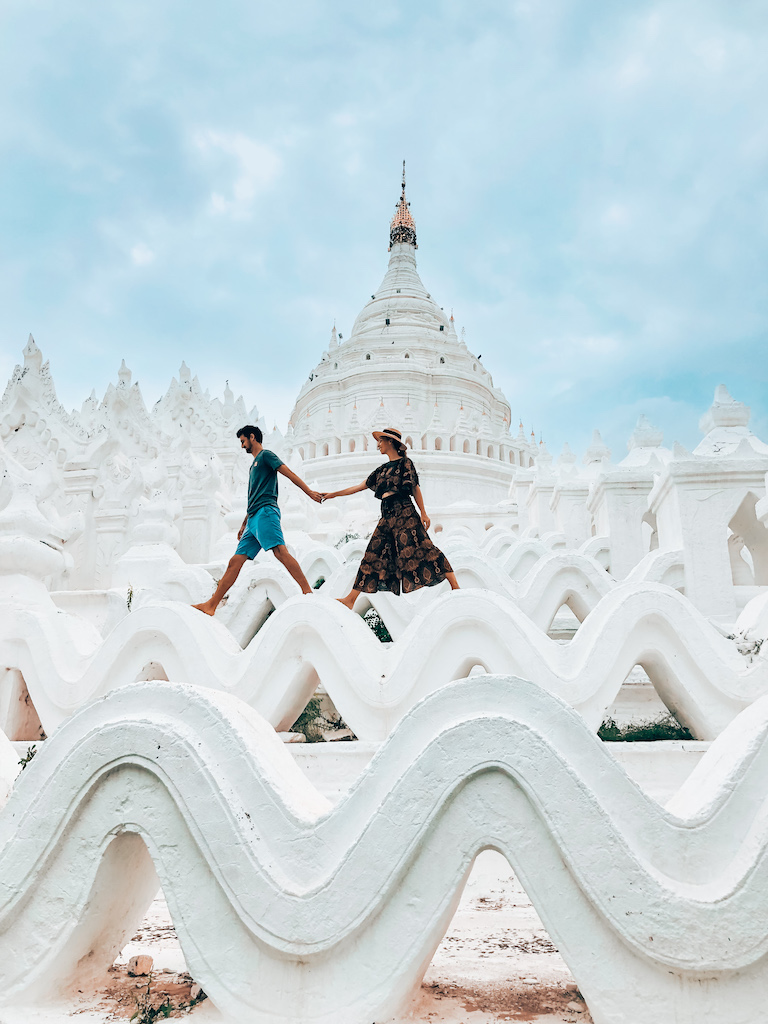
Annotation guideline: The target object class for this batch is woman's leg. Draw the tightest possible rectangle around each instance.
[337,516,397,609]
[336,588,360,610]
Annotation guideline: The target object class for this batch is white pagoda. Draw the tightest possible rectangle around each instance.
[284,165,537,509]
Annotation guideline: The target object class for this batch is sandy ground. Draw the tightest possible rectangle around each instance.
[0,853,591,1024]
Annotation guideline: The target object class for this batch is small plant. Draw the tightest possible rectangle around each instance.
[363,608,393,643]
[18,744,37,770]
[598,713,693,742]
[313,576,325,589]
[130,976,207,1022]
[126,584,134,612]
[290,696,325,742]
[334,531,362,549]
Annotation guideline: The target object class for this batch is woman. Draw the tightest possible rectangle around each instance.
[321,427,460,608]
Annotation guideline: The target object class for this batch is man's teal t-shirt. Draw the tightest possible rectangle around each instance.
[246,449,284,518]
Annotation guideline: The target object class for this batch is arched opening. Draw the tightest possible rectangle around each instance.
[322,443,329,457]
[0,669,46,741]
[641,510,659,554]
[434,437,442,451]
[405,436,414,449]
[476,440,482,455]
[298,447,305,459]
[404,353,410,359]
[487,445,493,458]
[602,662,697,740]
[439,356,445,364]
[365,353,371,361]
[463,440,470,453]
[509,451,514,463]
[729,492,768,584]
[348,439,356,452]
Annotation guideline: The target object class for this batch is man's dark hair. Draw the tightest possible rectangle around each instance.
[237,425,263,443]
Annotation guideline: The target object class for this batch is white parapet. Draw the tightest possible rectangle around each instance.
[1,676,768,1024]
[2,576,766,741]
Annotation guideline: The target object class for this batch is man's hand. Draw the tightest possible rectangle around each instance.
[307,490,323,503]
[237,521,246,540]
[421,512,431,530]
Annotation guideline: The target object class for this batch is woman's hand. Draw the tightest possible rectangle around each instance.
[421,512,431,530]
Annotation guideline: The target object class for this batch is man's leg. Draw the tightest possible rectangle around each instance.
[270,544,313,595]
[193,554,248,615]
[446,571,460,590]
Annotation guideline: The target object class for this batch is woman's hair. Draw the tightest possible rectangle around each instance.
[237,425,263,442]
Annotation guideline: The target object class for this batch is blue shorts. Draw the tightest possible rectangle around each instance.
[235,505,285,559]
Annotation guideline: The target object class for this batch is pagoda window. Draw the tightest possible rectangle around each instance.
[434,437,442,451]
[348,439,356,452]
[487,445,493,458]
[463,440,470,453]
[365,354,371,361]
[405,436,414,448]
[404,353,410,359]
[298,447,305,459]
[439,356,445,363]
[439,326,444,332]
[322,443,329,457]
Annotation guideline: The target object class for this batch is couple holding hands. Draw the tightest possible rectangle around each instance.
[193,424,458,617]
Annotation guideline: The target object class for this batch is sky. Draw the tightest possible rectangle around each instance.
[0,0,766,460]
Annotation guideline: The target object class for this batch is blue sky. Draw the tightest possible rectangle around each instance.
[1,0,766,459]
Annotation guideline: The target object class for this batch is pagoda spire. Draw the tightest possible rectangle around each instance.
[389,160,417,250]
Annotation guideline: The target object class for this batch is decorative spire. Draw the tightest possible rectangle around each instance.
[389,160,417,250]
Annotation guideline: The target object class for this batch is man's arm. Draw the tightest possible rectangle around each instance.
[277,464,322,503]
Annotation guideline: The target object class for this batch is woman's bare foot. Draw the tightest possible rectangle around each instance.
[336,595,357,610]
[192,602,216,616]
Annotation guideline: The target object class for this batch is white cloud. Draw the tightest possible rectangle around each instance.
[195,131,281,220]
[130,243,155,266]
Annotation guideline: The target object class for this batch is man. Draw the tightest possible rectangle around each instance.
[193,425,321,615]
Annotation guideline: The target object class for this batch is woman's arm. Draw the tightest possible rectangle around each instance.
[413,485,430,529]
[322,480,369,500]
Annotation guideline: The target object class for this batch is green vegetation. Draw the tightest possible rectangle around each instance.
[313,576,325,589]
[289,696,325,742]
[598,713,694,742]
[363,607,393,643]
[334,531,362,548]
[130,977,206,1022]
[18,744,37,770]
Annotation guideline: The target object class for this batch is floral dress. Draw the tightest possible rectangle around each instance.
[353,456,453,595]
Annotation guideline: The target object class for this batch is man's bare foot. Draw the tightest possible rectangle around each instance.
[192,602,215,616]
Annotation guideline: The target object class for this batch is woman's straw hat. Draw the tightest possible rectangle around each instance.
[372,427,407,451]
